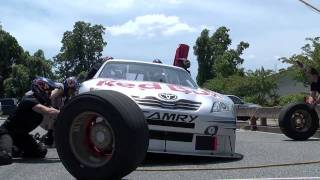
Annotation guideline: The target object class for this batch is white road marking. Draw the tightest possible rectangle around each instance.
[222,177,320,180]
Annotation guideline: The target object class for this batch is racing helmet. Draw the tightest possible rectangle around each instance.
[178,58,191,69]
[31,77,57,105]
[182,59,191,69]
[102,56,114,61]
[153,59,162,64]
[63,77,78,98]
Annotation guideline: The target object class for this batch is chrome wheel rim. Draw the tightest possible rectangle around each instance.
[290,110,312,133]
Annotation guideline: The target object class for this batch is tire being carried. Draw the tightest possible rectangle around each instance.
[279,103,319,140]
[55,90,149,180]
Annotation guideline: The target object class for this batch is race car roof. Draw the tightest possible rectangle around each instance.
[103,59,187,71]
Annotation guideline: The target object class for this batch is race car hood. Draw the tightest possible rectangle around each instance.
[79,78,234,114]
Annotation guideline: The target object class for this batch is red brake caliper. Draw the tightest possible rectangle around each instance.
[84,117,112,160]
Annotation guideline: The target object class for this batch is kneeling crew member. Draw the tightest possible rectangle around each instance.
[0,77,60,165]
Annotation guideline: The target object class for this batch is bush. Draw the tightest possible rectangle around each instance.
[278,93,307,106]
[203,68,278,106]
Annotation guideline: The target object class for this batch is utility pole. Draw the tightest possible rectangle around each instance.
[298,0,320,13]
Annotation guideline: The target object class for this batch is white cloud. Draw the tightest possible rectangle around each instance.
[107,14,196,36]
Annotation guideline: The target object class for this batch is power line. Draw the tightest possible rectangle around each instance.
[298,0,320,13]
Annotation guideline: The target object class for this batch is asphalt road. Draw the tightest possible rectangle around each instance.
[0,128,320,180]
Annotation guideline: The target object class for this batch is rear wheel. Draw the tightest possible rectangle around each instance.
[279,103,319,140]
[55,90,149,179]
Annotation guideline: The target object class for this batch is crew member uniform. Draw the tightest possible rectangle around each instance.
[310,77,320,93]
[0,96,47,164]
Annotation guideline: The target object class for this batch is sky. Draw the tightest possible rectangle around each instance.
[0,0,320,79]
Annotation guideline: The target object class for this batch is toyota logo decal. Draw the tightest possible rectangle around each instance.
[158,93,178,101]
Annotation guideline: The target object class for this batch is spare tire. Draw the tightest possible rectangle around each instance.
[279,103,319,140]
[55,90,149,179]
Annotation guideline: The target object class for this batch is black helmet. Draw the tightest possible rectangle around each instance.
[182,59,191,69]
[63,77,78,98]
[31,77,57,105]
[153,59,162,64]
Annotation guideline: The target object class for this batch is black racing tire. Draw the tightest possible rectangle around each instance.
[279,103,319,140]
[55,90,149,180]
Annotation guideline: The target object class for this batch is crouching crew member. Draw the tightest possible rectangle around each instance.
[0,77,60,165]
[40,76,78,146]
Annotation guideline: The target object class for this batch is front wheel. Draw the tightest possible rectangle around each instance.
[278,103,319,140]
[55,90,149,179]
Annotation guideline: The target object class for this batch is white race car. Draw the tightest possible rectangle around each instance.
[55,59,240,179]
[79,59,238,158]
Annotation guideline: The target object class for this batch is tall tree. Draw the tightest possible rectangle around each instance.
[54,21,107,79]
[214,41,249,78]
[194,29,213,86]
[193,27,249,86]
[280,37,320,84]
[0,29,24,97]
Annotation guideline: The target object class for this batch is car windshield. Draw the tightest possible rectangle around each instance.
[228,96,243,104]
[98,61,198,89]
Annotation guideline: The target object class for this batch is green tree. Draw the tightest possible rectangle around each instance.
[3,64,30,98]
[280,37,320,83]
[204,74,251,97]
[193,27,249,86]
[214,41,249,78]
[77,71,88,83]
[54,21,107,79]
[245,68,278,106]
[23,50,55,80]
[3,50,55,98]
[193,29,212,86]
[0,29,24,97]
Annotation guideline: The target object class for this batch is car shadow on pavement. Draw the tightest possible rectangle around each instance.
[141,153,242,167]
[283,139,320,142]
[13,157,61,164]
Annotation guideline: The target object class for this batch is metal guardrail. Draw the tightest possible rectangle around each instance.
[236,106,320,130]
[237,106,320,119]
[237,107,282,119]
[236,107,282,130]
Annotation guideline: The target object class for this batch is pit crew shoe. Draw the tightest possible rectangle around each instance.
[0,150,12,165]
